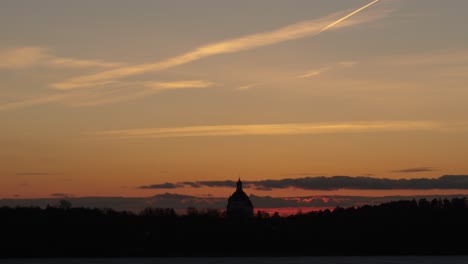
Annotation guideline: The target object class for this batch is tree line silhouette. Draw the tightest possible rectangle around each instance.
[1,197,467,257]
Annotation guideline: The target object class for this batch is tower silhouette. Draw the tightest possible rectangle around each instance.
[226,178,254,219]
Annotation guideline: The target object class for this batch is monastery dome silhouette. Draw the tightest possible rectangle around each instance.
[226,178,254,219]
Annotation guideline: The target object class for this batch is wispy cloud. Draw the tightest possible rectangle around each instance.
[0,46,123,69]
[1,1,388,110]
[297,60,358,79]
[237,83,258,91]
[64,80,213,106]
[0,89,146,111]
[235,59,359,91]
[93,121,440,139]
[52,1,388,90]
[0,46,47,69]
[297,67,331,78]
[48,57,122,68]
[139,175,468,191]
[61,85,158,107]
[392,167,437,173]
[0,80,213,111]
[0,94,72,111]
[145,80,214,90]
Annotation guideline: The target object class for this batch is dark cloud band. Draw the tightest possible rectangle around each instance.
[391,167,436,173]
[138,175,468,191]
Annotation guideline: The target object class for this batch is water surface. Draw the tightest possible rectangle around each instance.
[2,256,468,264]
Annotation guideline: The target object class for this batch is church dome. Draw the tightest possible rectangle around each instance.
[227,178,254,219]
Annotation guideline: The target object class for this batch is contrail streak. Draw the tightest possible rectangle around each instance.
[52,1,384,90]
[320,0,381,32]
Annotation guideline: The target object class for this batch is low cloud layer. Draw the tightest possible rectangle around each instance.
[392,167,437,173]
[139,175,468,191]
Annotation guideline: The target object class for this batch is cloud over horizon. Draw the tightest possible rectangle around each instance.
[139,175,468,191]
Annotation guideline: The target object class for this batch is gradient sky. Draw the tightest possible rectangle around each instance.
[1,0,468,199]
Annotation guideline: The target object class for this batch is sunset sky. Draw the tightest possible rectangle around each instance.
[1,0,468,201]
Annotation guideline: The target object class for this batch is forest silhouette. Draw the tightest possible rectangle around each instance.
[1,197,467,257]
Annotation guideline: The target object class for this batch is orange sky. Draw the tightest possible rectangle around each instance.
[1,0,468,199]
